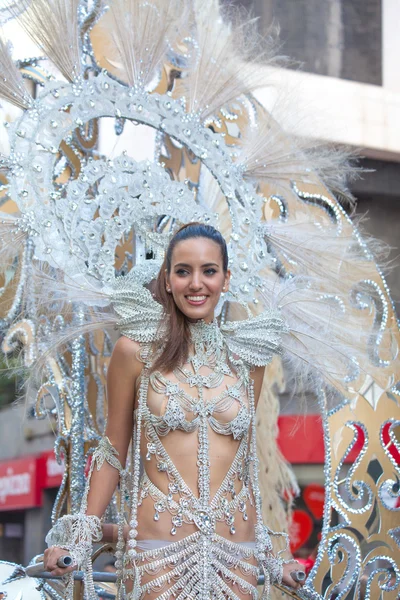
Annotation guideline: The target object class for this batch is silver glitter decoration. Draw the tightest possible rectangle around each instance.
[0,2,398,599]
[69,309,87,512]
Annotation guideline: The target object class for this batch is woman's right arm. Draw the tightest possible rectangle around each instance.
[44,335,143,575]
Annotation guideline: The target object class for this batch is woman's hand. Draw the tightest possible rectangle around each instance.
[281,560,306,591]
[43,546,77,577]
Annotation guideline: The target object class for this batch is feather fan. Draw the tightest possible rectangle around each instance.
[262,215,390,291]
[261,274,397,396]
[238,108,363,211]
[0,38,33,110]
[11,0,81,82]
[104,0,189,88]
[7,261,117,403]
[176,2,286,121]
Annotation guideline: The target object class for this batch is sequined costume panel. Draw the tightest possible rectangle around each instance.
[125,321,280,599]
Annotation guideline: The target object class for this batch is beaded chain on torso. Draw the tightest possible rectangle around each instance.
[124,320,281,599]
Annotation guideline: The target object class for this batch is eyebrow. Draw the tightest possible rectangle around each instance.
[173,262,220,268]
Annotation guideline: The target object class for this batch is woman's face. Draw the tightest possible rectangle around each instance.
[166,237,230,323]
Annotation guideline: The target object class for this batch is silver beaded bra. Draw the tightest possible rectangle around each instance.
[147,322,250,440]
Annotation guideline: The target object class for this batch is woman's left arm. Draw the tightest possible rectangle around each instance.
[250,365,266,408]
[250,364,306,592]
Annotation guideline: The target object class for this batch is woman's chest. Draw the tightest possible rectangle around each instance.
[144,363,251,439]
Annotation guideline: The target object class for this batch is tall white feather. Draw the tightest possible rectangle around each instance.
[177,2,285,120]
[261,274,397,396]
[262,216,389,290]
[238,109,362,210]
[12,0,81,82]
[104,0,188,88]
[0,38,33,110]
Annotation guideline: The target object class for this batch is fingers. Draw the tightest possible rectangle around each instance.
[282,560,306,590]
[283,577,302,591]
[43,547,77,576]
[48,565,76,577]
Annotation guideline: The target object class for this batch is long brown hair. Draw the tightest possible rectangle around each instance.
[152,222,228,373]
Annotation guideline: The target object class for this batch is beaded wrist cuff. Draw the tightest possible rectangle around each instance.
[45,513,102,600]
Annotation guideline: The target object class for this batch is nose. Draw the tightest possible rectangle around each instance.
[189,272,202,290]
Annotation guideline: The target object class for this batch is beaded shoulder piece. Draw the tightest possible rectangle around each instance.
[221,310,287,367]
[111,265,163,344]
[110,268,286,367]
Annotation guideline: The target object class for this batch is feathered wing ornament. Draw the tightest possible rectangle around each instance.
[221,308,287,367]
[110,263,163,343]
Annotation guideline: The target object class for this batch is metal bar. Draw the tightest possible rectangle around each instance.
[25,563,117,583]
[25,565,116,582]
[24,565,323,599]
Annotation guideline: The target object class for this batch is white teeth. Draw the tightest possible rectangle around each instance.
[187,296,207,301]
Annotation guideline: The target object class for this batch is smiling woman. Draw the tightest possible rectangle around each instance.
[152,223,231,374]
[44,221,304,599]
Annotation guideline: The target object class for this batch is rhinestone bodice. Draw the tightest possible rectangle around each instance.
[136,321,254,534]
[147,367,251,439]
[129,319,278,598]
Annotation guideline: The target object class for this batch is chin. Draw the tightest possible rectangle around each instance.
[185,309,213,322]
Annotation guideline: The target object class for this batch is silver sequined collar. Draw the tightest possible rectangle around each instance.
[187,319,227,373]
[188,319,223,350]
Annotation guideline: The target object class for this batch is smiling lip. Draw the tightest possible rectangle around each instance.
[185,295,208,306]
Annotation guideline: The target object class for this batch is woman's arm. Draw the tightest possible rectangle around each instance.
[85,335,142,516]
[250,365,265,408]
[44,335,143,575]
[250,365,306,591]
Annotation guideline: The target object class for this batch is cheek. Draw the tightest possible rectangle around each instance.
[208,276,225,294]
[170,278,186,294]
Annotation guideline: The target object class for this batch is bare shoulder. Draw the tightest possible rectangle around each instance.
[110,336,143,378]
[113,335,142,357]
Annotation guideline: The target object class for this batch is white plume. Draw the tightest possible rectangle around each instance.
[238,107,363,212]
[0,38,33,110]
[175,2,286,120]
[11,0,81,82]
[103,0,189,88]
[261,274,397,395]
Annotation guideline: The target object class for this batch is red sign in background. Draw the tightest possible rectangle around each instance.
[0,456,40,510]
[39,450,65,489]
[289,509,314,553]
[303,483,325,520]
[0,451,64,511]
